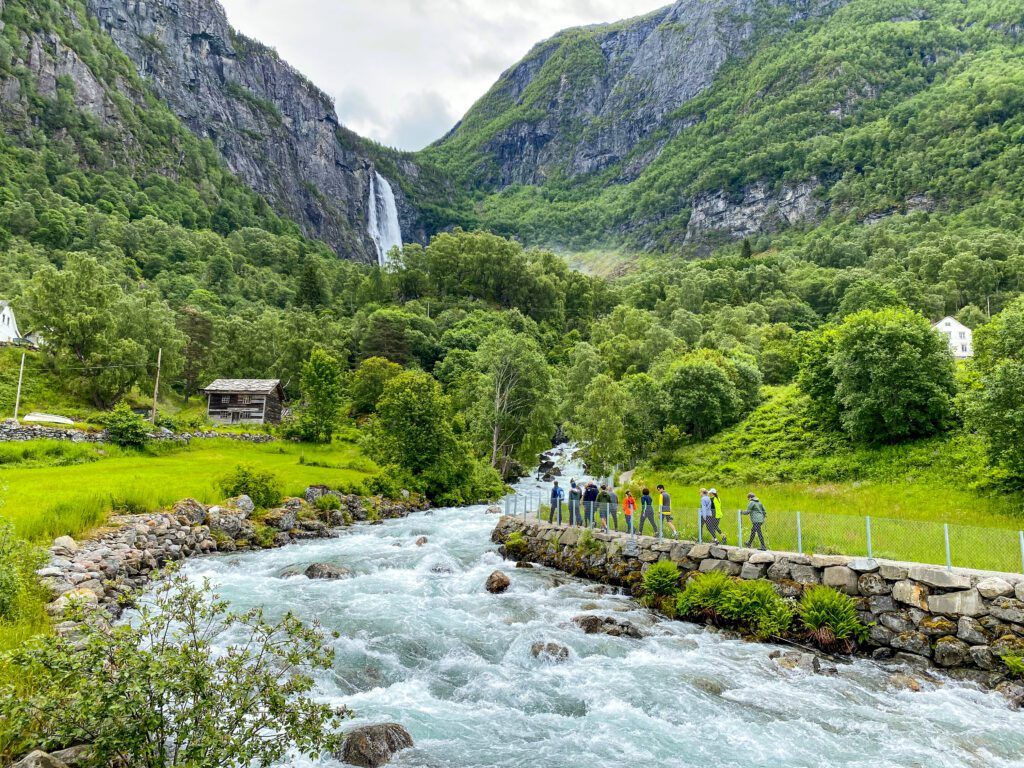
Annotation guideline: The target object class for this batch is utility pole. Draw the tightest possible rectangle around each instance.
[13,352,25,421]
[151,348,162,423]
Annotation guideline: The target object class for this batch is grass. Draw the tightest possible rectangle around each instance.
[0,438,377,543]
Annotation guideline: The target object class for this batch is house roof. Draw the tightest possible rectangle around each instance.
[203,379,282,395]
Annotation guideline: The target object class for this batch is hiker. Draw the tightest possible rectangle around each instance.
[607,485,619,532]
[549,481,565,525]
[699,488,720,544]
[656,484,678,539]
[638,488,656,536]
[743,492,768,550]
[622,490,636,534]
[709,488,727,544]
[597,484,612,531]
[582,482,599,527]
[568,480,582,526]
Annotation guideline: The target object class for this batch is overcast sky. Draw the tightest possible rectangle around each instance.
[218,0,668,151]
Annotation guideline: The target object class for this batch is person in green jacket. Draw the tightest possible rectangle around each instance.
[743,492,768,550]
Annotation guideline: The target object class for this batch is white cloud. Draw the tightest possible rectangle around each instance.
[218,0,668,150]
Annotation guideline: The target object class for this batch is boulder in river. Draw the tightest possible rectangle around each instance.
[337,722,414,767]
[531,641,570,662]
[415,536,428,547]
[572,614,645,639]
[305,563,351,580]
[486,570,511,594]
[486,505,503,515]
[770,650,837,676]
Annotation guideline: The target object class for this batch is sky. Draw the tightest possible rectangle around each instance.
[218,0,668,151]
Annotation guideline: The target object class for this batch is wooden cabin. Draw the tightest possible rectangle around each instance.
[202,379,284,425]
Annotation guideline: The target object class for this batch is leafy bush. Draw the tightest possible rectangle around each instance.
[314,494,341,512]
[105,402,150,448]
[0,519,45,622]
[504,531,529,559]
[798,585,870,653]
[676,570,733,623]
[718,579,793,640]
[0,572,348,767]
[218,464,282,509]
[642,560,681,598]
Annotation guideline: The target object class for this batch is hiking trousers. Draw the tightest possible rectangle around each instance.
[746,523,767,550]
[548,500,563,525]
[602,507,619,531]
[702,516,722,542]
[569,500,581,526]
[637,508,656,536]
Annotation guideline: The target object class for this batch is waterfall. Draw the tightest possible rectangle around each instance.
[367,171,403,266]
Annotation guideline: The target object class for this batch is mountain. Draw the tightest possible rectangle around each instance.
[422,0,1024,252]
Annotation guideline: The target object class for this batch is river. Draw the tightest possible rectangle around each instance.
[180,459,1024,768]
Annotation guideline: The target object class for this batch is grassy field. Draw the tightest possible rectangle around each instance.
[0,438,377,543]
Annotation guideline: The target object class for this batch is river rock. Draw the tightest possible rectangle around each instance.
[531,641,570,662]
[337,723,414,768]
[486,571,511,594]
[996,680,1024,710]
[888,672,923,692]
[918,616,957,638]
[52,535,78,553]
[772,651,828,674]
[891,631,931,658]
[172,498,207,524]
[263,507,298,531]
[977,577,1014,599]
[415,536,428,547]
[10,752,69,768]
[305,563,351,580]
[572,614,645,639]
[486,505,503,515]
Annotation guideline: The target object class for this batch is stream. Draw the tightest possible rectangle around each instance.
[179,456,1024,768]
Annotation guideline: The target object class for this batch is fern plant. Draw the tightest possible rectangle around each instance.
[1003,655,1024,679]
[576,529,603,557]
[676,571,733,624]
[642,560,682,598]
[718,579,794,640]
[798,586,870,654]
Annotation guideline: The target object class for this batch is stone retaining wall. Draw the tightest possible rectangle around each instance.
[492,517,1024,692]
[0,420,275,444]
[38,492,425,634]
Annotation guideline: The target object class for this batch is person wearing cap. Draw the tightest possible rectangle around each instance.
[709,488,727,544]
[699,488,719,544]
[743,492,768,550]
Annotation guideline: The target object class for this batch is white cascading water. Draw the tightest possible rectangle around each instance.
[179,450,1024,767]
[367,171,403,266]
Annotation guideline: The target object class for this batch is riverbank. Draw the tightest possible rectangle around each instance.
[492,516,1024,701]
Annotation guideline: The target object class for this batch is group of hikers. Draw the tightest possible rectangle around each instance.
[547,480,769,551]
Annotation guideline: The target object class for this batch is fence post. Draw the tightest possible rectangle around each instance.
[866,516,873,560]
[697,509,703,544]
[658,506,663,540]
[796,511,803,554]
[1020,531,1024,575]
[944,523,952,572]
[737,509,743,549]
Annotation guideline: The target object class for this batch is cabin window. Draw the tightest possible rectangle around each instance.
[221,395,230,404]
[240,395,251,405]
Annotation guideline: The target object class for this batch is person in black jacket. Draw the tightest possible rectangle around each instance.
[582,482,599,528]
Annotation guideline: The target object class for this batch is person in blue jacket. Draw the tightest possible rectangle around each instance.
[548,481,565,524]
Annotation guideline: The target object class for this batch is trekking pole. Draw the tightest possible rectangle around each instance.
[944,523,952,572]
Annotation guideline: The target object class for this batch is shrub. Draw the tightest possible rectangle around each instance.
[576,528,603,557]
[798,585,870,653]
[1003,655,1024,679]
[314,494,341,512]
[218,464,282,509]
[0,519,45,622]
[676,570,733,623]
[718,579,793,640]
[504,531,529,559]
[642,560,681,598]
[105,403,150,448]
[0,572,348,766]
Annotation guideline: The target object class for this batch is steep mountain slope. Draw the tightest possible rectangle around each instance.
[84,0,427,262]
[422,0,1024,252]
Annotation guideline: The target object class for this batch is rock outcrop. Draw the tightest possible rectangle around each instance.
[84,0,426,260]
[485,570,511,594]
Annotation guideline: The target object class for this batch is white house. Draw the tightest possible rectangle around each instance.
[0,301,21,344]
[933,316,974,359]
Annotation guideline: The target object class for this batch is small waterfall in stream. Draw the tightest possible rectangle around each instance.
[368,171,403,266]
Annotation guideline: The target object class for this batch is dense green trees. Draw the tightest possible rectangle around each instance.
[800,309,956,443]
[295,349,344,443]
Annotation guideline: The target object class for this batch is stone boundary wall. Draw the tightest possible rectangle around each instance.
[492,517,1024,691]
[0,421,275,444]
[38,492,426,634]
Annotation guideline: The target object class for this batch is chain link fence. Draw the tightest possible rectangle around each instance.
[502,493,1024,575]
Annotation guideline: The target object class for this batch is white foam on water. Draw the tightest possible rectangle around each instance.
[180,452,1024,767]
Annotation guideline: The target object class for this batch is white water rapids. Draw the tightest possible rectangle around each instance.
[180,455,1024,768]
[368,171,403,266]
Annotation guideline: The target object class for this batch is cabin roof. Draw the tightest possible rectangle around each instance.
[203,379,282,396]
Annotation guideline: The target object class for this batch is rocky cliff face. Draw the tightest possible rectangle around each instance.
[85,0,424,262]
[436,0,848,190]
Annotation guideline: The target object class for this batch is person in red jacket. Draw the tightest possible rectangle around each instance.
[622,490,637,534]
